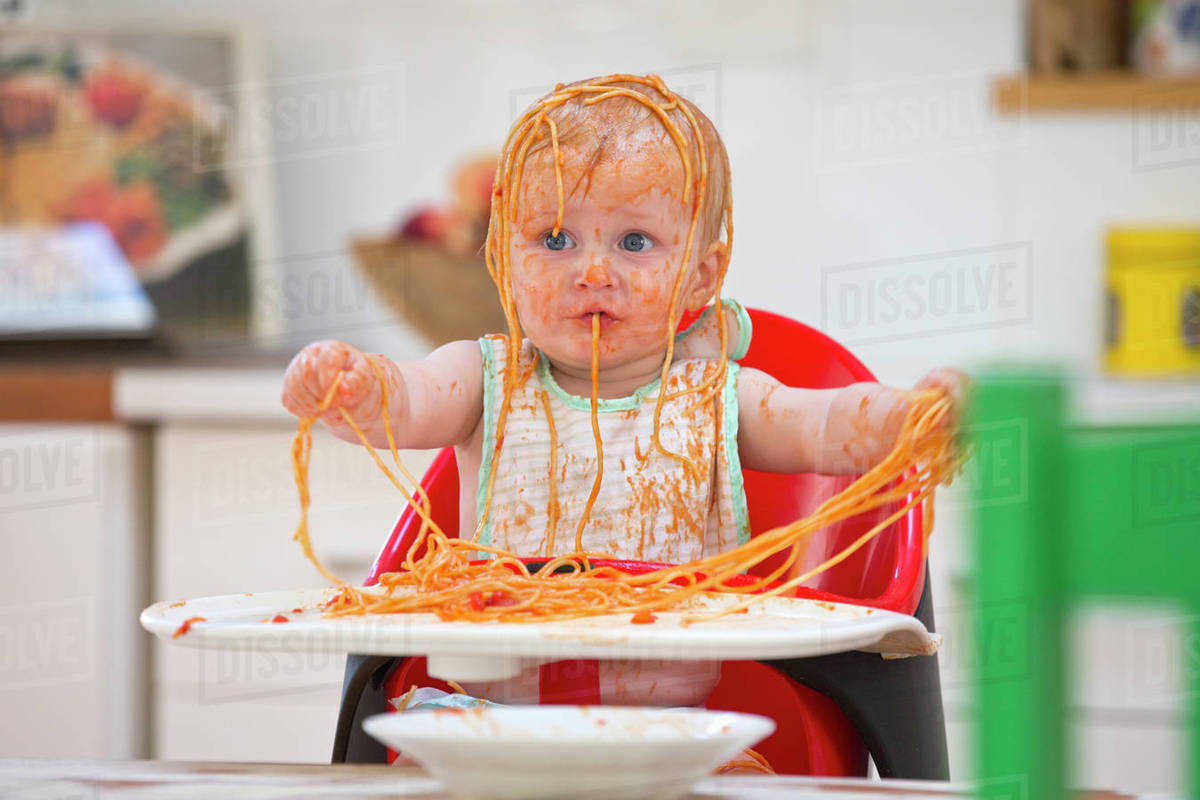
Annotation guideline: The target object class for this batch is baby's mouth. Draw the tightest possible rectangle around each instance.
[575,310,618,330]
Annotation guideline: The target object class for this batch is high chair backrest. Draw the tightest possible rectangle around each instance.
[366,307,925,615]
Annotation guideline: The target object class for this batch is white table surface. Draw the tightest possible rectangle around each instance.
[0,759,1144,800]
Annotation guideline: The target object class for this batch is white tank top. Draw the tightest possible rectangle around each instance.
[475,300,752,563]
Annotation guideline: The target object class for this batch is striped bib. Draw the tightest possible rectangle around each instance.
[475,301,752,563]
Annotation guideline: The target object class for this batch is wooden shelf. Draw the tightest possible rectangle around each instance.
[992,71,1200,113]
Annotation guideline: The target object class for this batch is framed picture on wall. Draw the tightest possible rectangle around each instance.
[0,24,280,347]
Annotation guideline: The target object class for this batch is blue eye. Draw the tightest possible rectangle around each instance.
[543,230,574,251]
[620,232,653,252]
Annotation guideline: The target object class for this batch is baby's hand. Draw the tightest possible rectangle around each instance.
[281,340,389,431]
[817,368,970,473]
[737,366,973,476]
[912,367,972,434]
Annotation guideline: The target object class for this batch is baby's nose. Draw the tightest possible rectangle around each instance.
[578,260,615,288]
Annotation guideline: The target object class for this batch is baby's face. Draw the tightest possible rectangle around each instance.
[507,142,713,377]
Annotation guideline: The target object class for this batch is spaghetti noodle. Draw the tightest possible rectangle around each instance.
[291,372,347,587]
[536,389,561,556]
[574,312,604,551]
[289,74,965,625]
[715,746,775,775]
[306,383,957,623]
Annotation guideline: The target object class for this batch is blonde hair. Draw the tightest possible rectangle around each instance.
[512,75,731,251]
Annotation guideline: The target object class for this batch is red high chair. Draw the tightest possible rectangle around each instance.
[332,308,948,779]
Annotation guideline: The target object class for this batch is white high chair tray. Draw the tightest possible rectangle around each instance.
[141,588,938,682]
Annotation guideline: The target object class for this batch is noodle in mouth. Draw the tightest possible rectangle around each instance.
[574,312,604,552]
[288,74,966,624]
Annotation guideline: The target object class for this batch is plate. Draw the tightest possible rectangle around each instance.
[362,705,775,800]
[141,588,939,683]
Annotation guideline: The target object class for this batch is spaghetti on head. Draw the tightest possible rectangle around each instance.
[515,76,730,253]
[488,74,734,504]
[289,74,966,624]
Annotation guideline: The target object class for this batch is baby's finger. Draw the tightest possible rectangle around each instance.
[920,368,974,410]
[917,368,973,434]
[282,351,327,417]
[283,341,360,421]
[328,357,383,426]
[280,389,309,419]
[914,367,952,394]
[309,342,361,403]
[337,362,374,407]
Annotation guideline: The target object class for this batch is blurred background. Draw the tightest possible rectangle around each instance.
[1,0,1198,794]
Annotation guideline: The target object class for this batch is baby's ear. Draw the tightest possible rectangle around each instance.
[685,240,728,312]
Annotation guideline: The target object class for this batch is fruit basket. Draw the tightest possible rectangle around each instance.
[351,236,508,346]
[353,152,506,346]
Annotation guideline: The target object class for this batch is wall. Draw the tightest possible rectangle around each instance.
[34,0,1200,374]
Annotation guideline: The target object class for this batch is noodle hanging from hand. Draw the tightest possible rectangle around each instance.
[296,379,962,624]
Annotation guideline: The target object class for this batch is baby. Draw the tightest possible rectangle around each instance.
[282,75,968,707]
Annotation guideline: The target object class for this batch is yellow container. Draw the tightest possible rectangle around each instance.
[1105,227,1200,376]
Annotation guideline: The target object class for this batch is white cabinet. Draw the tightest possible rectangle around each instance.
[0,423,149,758]
[150,420,434,762]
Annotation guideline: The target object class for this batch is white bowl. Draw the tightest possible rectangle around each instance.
[362,705,775,800]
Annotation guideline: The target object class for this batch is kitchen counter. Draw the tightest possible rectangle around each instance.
[114,366,292,424]
[0,365,116,421]
[0,341,294,423]
[2,349,1195,426]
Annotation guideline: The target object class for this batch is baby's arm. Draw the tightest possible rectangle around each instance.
[282,339,483,451]
[737,367,968,475]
